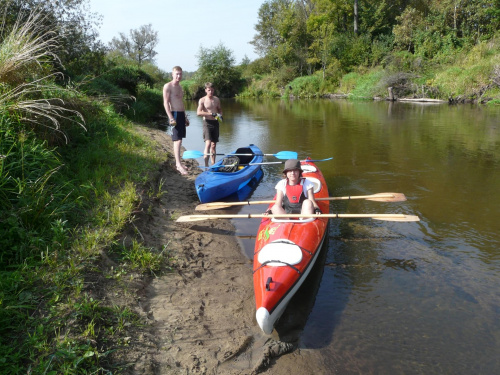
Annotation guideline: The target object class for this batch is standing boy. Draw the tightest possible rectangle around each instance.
[163,66,190,175]
[196,82,223,167]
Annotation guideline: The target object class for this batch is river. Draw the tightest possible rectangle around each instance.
[181,98,500,374]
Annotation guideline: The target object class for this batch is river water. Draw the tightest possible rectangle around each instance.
[182,99,500,374]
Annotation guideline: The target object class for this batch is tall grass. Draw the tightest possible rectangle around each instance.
[0,9,85,140]
[0,9,59,84]
[1,7,173,373]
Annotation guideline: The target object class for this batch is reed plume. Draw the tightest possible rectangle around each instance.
[0,7,85,140]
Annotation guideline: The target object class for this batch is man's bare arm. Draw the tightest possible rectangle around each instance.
[163,84,174,122]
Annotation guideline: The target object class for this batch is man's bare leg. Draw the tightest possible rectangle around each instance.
[173,140,188,175]
[203,140,211,167]
[210,141,217,165]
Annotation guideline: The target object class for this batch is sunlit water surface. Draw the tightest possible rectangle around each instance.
[181,99,500,374]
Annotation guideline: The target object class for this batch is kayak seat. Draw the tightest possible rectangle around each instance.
[257,240,303,266]
[234,147,255,165]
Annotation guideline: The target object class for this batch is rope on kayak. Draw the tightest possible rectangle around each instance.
[253,261,301,274]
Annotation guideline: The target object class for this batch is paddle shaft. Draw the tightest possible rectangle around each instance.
[198,161,282,170]
[177,213,420,222]
[246,157,333,166]
[195,193,407,210]
[183,150,297,159]
[203,153,290,157]
[198,156,333,169]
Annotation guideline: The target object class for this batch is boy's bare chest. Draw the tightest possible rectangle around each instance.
[203,97,216,109]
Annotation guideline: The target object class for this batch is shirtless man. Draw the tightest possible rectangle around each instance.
[196,82,222,167]
[163,66,190,175]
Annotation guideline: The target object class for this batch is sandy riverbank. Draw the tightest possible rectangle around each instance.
[108,124,327,374]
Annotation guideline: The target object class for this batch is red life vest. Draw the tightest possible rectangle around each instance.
[283,179,306,214]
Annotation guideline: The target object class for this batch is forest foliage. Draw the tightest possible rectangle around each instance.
[240,0,500,100]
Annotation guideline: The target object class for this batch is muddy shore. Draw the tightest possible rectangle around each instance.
[106,124,327,374]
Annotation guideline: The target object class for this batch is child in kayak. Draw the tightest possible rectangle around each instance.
[268,159,322,215]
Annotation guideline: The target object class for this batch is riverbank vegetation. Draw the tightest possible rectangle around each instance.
[236,0,500,103]
[1,0,499,372]
[0,3,171,373]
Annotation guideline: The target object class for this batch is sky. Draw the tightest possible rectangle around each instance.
[87,0,264,73]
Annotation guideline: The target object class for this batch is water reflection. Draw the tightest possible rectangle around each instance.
[182,99,500,374]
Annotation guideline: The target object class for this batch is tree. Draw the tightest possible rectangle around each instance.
[109,24,158,67]
[195,43,241,97]
[354,0,358,35]
[250,0,293,57]
[393,7,424,52]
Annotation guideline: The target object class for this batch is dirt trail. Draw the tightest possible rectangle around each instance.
[113,125,325,374]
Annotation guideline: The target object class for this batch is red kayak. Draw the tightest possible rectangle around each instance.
[253,158,329,334]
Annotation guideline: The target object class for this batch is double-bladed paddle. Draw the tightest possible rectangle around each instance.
[197,156,334,170]
[183,150,298,160]
[176,213,420,222]
[195,193,407,210]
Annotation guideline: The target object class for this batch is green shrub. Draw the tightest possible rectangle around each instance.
[237,74,282,98]
[285,75,322,98]
[124,85,163,123]
[100,66,154,96]
[383,50,420,72]
[80,76,127,97]
[181,80,204,100]
[338,68,385,98]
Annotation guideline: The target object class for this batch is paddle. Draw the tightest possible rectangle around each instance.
[183,150,298,160]
[305,157,334,162]
[195,193,407,210]
[198,156,334,170]
[176,213,420,222]
[198,161,284,170]
[239,156,334,166]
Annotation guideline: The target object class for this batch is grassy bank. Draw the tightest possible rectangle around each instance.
[0,99,173,372]
[0,10,174,372]
[238,37,500,105]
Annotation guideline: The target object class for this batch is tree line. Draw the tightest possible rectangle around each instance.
[248,0,499,78]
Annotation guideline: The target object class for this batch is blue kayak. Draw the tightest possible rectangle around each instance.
[195,144,264,203]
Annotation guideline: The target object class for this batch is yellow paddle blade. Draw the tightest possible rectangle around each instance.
[372,215,420,222]
[177,216,220,222]
[364,193,407,202]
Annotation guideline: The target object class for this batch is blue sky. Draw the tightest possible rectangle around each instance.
[87,0,264,72]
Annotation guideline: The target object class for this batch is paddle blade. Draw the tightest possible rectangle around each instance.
[176,215,216,222]
[195,203,236,211]
[365,193,407,202]
[372,215,420,222]
[274,151,298,159]
[183,150,204,159]
[305,156,334,162]
[195,199,276,211]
